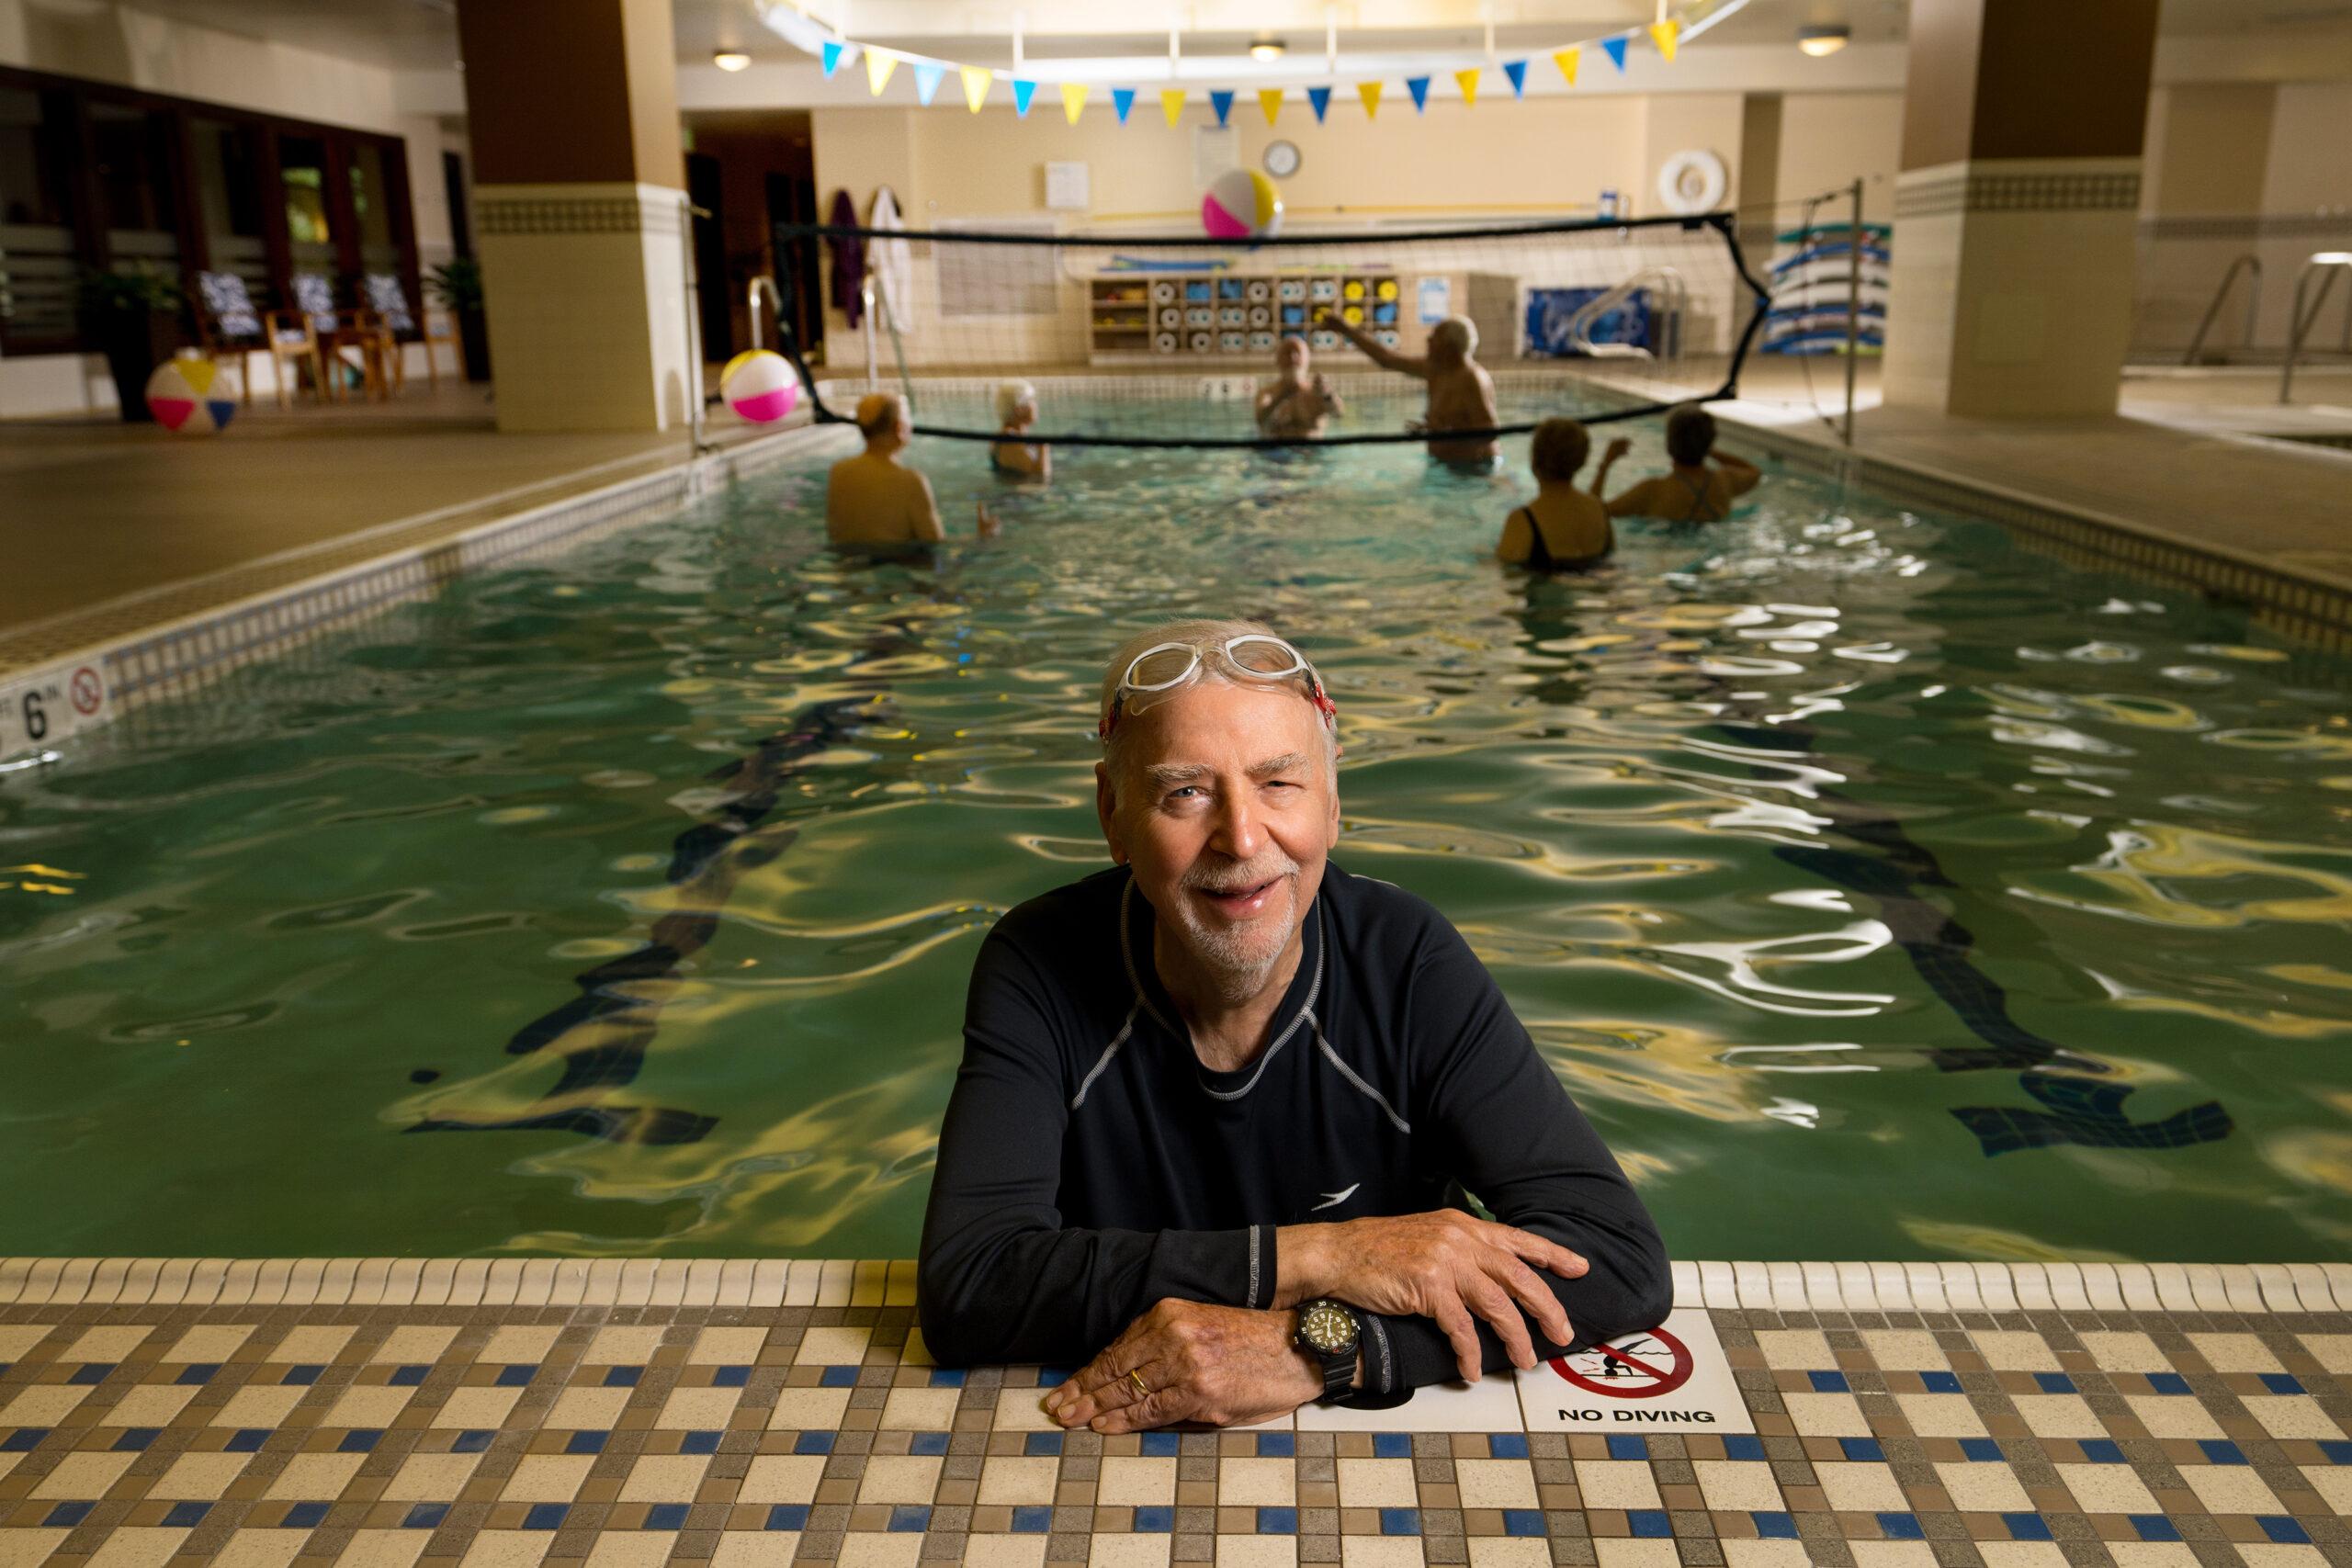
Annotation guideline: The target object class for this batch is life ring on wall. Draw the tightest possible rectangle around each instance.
[1657,149,1728,215]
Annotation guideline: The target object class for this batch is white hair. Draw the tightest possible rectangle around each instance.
[1097,616,1339,784]
[995,379,1038,425]
[1430,316,1477,356]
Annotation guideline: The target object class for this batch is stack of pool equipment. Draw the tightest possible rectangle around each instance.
[1763,222,1890,355]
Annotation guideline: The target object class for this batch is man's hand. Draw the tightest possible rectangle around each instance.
[1601,436,1633,463]
[1042,1301,1320,1433]
[1282,1213,1588,1382]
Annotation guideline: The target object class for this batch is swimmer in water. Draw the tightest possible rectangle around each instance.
[1593,403,1760,523]
[990,380,1050,481]
[1316,310,1498,468]
[1254,336,1343,440]
[827,392,1001,550]
[1497,418,1612,572]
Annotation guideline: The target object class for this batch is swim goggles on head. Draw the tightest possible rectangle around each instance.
[1098,633,1339,741]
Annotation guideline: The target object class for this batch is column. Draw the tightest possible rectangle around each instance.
[1883,0,2161,417]
[456,0,694,432]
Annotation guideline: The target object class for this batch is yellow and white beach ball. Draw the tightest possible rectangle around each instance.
[1201,168,1283,241]
[719,349,800,423]
[145,355,238,434]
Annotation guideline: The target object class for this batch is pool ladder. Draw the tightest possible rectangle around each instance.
[2181,254,2260,366]
[2279,251,2352,404]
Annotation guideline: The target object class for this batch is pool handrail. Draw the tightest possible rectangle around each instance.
[2279,251,2352,403]
[2183,253,2260,367]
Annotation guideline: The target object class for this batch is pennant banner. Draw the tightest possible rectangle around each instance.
[1012,78,1037,116]
[1405,75,1430,113]
[1454,67,1479,107]
[1113,86,1135,123]
[1650,19,1679,61]
[1503,59,1527,97]
[1600,35,1629,73]
[960,65,992,112]
[865,49,896,96]
[1061,82,1088,123]
[1209,89,1235,126]
[1358,80,1383,118]
[1161,88,1186,127]
[1307,85,1331,122]
[820,39,847,75]
[1555,48,1580,86]
[1260,87,1283,125]
[913,62,944,105]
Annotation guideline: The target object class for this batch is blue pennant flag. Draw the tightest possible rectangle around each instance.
[1012,78,1037,116]
[1503,59,1527,97]
[913,62,945,105]
[820,39,846,76]
[1600,35,1629,73]
[1405,75,1430,113]
[1306,85,1331,122]
[1113,86,1135,123]
[1209,89,1235,126]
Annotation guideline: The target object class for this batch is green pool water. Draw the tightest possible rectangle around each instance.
[3,406,2348,1264]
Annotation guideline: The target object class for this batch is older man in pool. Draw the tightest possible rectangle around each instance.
[918,618,1669,1427]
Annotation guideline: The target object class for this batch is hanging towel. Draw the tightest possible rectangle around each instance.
[827,188,866,327]
[867,185,913,334]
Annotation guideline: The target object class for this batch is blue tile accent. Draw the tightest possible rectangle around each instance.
[113,1428,161,1451]
[2145,1372,2191,1395]
[1754,1513,1797,1540]
[681,1431,722,1455]
[337,1430,382,1453]
[888,1506,931,1533]
[1877,1514,1925,1540]
[566,1431,608,1455]
[793,1431,835,1455]
[1257,1508,1298,1535]
[1807,1370,1850,1393]
[1723,1435,1767,1462]
[1838,1437,1883,1462]
[0,1429,48,1452]
[604,1366,642,1388]
[1607,1436,1649,1460]
[281,1365,323,1386]
[820,1366,859,1387]
[523,1504,568,1530]
[910,1432,949,1456]
[2032,1372,2075,1393]
[1257,1432,1295,1458]
[1959,1438,2004,1462]
[452,1430,494,1453]
[1627,1511,1671,1539]
[2199,1439,2249,1466]
[389,1366,429,1387]
[712,1365,751,1388]
[2070,1438,2123,1464]
[403,1504,449,1529]
[1502,1510,1545,1537]
[226,1428,272,1453]
[1038,1368,1076,1386]
[1011,1506,1052,1534]
[67,1363,115,1385]
[494,1365,537,1388]
[2131,1515,2181,1542]
[43,1503,94,1528]
[2258,1517,2311,1545]
[1919,1371,1963,1393]
[162,1503,212,1529]
[2002,1514,2052,1541]
[1024,1433,1064,1456]
[1380,1509,1423,1537]
[176,1364,220,1385]
[2259,1373,2305,1395]
[281,1502,331,1529]
[1371,1434,1412,1459]
[1140,1432,1181,1458]
[645,1504,691,1530]
[928,1370,966,1388]
[1488,1434,1530,1460]
[763,1505,808,1531]
[1133,1506,1174,1533]
[2322,1439,2352,1464]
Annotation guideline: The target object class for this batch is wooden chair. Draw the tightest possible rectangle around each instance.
[364,273,458,393]
[195,270,322,408]
[289,273,389,402]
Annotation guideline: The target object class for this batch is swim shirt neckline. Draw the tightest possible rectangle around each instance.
[1116,871,1329,1100]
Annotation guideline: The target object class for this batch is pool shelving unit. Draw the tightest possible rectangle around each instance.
[1085,270,1408,365]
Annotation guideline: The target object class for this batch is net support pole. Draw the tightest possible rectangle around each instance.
[683,192,711,456]
[862,276,877,393]
[1843,176,1862,448]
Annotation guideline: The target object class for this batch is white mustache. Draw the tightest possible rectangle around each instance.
[1184,860,1298,895]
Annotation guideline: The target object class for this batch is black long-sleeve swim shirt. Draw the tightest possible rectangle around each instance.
[917,861,1671,1398]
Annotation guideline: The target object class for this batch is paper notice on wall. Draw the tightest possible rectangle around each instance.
[1515,1309,1754,1433]
[1416,276,1452,325]
[1044,162,1090,211]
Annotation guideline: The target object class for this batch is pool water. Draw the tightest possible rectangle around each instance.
[4,406,2348,1264]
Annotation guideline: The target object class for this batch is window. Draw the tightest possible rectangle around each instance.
[0,85,79,348]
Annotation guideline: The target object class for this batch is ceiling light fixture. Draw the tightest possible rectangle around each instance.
[1795,24,1849,57]
[714,50,752,71]
[1249,37,1287,62]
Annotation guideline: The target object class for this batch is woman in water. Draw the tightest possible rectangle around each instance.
[1497,418,1612,571]
[990,380,1050,482]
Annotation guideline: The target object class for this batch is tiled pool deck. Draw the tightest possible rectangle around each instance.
[1,1260,2346,1568]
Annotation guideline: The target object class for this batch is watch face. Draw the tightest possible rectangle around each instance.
[1300,1301,1357,1354]
[1264,140,1301,179]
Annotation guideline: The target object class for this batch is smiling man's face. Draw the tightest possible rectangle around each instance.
[1097,679,1340,1006]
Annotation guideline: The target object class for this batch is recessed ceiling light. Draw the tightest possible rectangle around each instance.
[714,50,752,72]
[1249,38,1287,62]
[1796,24,1849,57]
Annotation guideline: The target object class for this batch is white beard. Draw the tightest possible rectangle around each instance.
[1168,869,1300,1006]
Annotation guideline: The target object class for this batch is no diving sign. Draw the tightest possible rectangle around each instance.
[1516,1308,1752,1433]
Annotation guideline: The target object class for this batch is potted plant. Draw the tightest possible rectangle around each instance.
[428,257,491,383]
[77,265,183,423]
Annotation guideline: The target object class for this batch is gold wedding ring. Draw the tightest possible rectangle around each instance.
[1127,1369,1149,1399]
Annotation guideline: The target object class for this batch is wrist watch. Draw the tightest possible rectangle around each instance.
[1292,1297,1363,1403]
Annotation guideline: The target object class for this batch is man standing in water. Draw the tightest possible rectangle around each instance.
[1255,336,1344,440]
[826,391,1000,550]
[1317,310,1500,469]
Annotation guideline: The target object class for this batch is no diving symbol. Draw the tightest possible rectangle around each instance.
[69,667,102,716]
[1547,1326,1695,1400]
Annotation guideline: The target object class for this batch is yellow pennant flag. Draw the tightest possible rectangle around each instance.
[1553,48,1580,87]
[1160,87,1187,128]
[1454,67,1479,107]
[960,65,992,112]
[1357,80,1383,119]
[1260,87,1283,125]
[1649,20,1679,62]
[1061,82,1089,124]
[865,48,897,96]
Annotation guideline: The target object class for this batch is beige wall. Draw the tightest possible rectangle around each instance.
[2260,82,2352,214]
[1776,93,1905,227]
[2142,84,2277,216]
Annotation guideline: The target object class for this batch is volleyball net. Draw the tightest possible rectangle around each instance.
[768,212,1770,448]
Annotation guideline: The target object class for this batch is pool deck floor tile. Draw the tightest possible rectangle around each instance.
[0,1261,2346,1565]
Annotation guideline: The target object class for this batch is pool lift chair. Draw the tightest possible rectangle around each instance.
[1563,265,1689,361]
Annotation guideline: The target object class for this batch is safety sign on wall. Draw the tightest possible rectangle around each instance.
[0,660,108,761]
[1516,1308,1754,1433]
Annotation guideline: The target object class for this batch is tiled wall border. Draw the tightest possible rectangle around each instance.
[0,1258,2346,1314]
[476,182,687,238]
[2141,212,2352,243]
[1894,159,2143,221]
